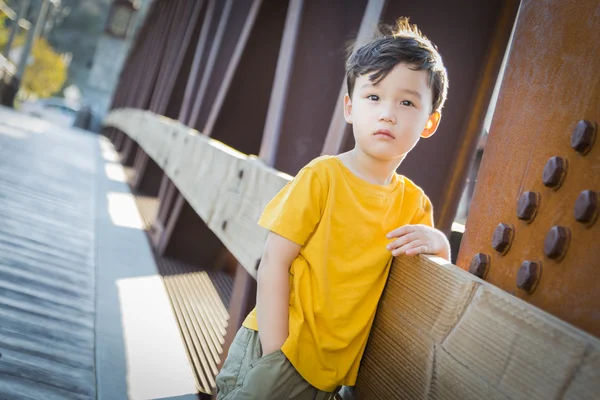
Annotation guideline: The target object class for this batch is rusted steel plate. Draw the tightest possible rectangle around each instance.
[457,0,600,337]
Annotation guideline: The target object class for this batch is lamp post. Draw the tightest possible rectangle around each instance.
[3,0,31,58]
[15,0,51,80]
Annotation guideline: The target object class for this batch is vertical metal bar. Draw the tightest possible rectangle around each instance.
[203,0,263,136]
[258,0,304,165]
[3,0,30,58]
[321,0,385,156]
[187,0,234,131]
[179,0,218,124]
[16,0,50,80]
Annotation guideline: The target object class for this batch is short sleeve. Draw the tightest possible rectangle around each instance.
[258,167,325,246]
[410,194,434,227]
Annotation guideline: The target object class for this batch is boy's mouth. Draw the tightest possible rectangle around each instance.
[373,130,395,139]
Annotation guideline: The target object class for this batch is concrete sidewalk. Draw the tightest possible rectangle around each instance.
[0,107,197,400]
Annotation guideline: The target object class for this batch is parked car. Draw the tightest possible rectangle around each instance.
[20,97,81,128]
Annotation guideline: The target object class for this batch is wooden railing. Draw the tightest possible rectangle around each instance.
[105,109,600,399]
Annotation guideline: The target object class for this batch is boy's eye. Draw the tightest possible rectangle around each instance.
[401,100,414,107]
[367,95,379,101]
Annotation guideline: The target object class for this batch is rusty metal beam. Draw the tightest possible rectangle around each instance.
[204,0,288,155]
[457,0,600,337]
[178,0,225,125]
[321,0,386,156]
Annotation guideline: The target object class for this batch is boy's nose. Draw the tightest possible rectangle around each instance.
[378,108,396,124]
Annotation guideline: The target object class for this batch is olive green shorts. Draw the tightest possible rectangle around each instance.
[215,327,338,400]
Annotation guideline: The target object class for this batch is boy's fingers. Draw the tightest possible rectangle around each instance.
[387,232,418,250]
[386,225,414,239]
[405,245,428,256]
[392,241,424,256]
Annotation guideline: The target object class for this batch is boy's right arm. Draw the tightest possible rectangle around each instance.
[256,231,300,356]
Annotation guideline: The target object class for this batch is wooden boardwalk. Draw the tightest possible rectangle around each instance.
[0,108,97,399]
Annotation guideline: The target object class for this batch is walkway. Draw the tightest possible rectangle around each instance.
[0,107,199,400]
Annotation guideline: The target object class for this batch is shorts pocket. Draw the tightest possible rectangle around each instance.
[215,329,254,397]
[235,350,297,399]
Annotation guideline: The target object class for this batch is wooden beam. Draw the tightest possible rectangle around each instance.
[357,254,600,399]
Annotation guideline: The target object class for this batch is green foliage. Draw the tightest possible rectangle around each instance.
[0,11,68,98]
[22,37,68,98]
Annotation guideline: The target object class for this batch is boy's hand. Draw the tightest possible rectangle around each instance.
[386,224,450,261]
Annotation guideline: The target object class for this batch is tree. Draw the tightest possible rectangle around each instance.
[21,37,67,98]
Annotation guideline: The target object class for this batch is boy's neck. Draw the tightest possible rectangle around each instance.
[339,148,404,185]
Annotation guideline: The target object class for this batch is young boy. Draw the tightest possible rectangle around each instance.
[215,18,450,400]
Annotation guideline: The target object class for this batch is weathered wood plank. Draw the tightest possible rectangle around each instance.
[357,255,600,400]
[104,109,600,398]
[105,109,290,278]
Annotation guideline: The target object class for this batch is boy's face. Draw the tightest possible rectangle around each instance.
[344,63,440,162]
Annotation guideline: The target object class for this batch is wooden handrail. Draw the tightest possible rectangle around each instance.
[105,108,291,279]
[104,109,600,399]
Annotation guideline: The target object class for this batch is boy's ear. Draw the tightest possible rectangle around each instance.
[343,93,353,124]
[421,111,441,138]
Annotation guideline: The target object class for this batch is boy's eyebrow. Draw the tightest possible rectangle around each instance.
[399,89,422,100]
[359,83,423,100]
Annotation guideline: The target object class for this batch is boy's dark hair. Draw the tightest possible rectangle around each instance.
[346,18,448,113]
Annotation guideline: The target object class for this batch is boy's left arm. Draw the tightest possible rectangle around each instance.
[386,224,451,261]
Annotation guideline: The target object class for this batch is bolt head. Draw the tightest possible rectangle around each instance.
[517,191,540,222]
[469,253,490,279]
[544,226,570,259]
[571,120,596,155]
[542,156,567,189]
[517,260,541,293]
[574,190,599,224]
[492,223,514,253]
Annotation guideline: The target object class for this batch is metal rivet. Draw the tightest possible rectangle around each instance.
[571,120,596,155]
[492,223,514,254]
[469,253,490,279]
[517,260,541,294]
[542,156,567,189]
[574,190,599,224]
[222,220,228,230]
[238,169,244,179]
[517,191,540,222]
[544,226,570,260]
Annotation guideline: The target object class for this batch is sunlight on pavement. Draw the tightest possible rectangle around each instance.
[107,192,144,230]
[0,123,30,139]
[99,136,120,162]
[117,275,197,399]
[105,162,127,183]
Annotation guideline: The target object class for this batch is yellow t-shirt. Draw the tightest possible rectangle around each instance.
[242,156,433,391]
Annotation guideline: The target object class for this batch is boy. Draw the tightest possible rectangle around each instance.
[216,18,450,400]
